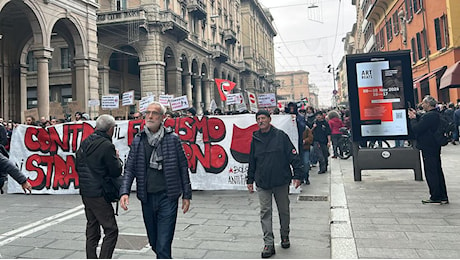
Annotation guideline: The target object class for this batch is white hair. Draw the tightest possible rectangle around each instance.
[96,114,116,132]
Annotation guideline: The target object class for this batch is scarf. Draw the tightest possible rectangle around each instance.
[144,125,165,170]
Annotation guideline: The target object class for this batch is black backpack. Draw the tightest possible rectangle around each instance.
[433,115,455,146]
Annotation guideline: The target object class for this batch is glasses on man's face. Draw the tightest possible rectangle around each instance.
[144,110,162,116]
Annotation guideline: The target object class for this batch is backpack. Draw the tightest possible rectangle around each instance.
[433,115,455,146]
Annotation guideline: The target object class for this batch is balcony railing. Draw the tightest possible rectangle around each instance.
[211,43,229,62]
[187,0,207,20]
[97,8,146,25]
[223,28,237,44]
[159,10,189,41]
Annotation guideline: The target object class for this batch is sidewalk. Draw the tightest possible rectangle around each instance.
[331,144,460,259]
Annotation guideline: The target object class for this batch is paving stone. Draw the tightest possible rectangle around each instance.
[357,247,420,259]
[19,247,76,259]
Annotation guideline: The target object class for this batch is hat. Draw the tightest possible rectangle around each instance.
[82,113,90,120]
[255,110,270,119]
[187,107,197,116]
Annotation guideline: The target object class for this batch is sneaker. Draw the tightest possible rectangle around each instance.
[305,179,310,185]
[318,170,326,174]
[421,199,441,204]
[441,200,449,205]
[261,245,275,258]
[281,236,290,249]
[332,156,337,159]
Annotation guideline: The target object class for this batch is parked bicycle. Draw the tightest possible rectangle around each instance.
[337,127,352,159]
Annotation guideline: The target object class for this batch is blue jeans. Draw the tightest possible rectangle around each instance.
[302,149,310,181]
[142,192,179,259]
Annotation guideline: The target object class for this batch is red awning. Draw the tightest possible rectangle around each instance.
[413,66,447,84]
[440,61,460,89]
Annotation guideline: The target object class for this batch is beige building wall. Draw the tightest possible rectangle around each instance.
[275,70,310,106]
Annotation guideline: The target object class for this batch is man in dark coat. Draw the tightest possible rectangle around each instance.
[120,101,192,259]
[408,95,448,204]
[312,111,331,174]
[0,149,32,194]
[76,114,123,259]
[247,110,303,258]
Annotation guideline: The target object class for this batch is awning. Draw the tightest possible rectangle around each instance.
[440,61,460,89]
[413,66,447,84]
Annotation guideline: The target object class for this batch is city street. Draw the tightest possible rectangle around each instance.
[0,168,330,259]
[1,143,460,259]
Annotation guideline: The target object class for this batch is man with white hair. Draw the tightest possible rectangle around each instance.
[408,95,448,205]
[120,101,191,259]
[76,114,123,258]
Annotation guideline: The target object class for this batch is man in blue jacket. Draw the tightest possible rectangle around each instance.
[247,110,303,258]
[120,101,192,259]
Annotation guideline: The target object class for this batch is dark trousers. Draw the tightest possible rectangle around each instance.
[142,192,179,259]
[314,141,329,172]
[331,134,341,157]
[421,151,448,201]
[82,196,118,259]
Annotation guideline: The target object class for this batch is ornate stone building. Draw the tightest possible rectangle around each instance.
[0,0,276,121]
[0,0,99,121]
[240,0,277,100]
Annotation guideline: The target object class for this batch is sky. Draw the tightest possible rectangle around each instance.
[258,0,357,107]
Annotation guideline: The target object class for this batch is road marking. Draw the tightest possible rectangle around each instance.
[0,205,85,247]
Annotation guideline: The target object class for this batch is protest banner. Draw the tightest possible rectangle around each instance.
[139,95,155,113]
[8,115,298,193]
[257,93,276,107]
[101,95,120,109]
[170,95,189,111]
[122,90,135,106]
[159,94,174,107]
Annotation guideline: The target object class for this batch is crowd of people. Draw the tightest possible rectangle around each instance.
[2,97,460,258]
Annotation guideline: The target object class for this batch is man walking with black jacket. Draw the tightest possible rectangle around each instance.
[76,114,123,259]
[408,96,448,204]
[247,110,304,258]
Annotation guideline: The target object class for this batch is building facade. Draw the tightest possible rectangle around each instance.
[275,70,310,107]
[0,0,99,121]
[0,0,277,122]
[362,0,460,104]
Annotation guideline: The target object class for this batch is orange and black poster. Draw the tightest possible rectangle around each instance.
[356,61,408,137]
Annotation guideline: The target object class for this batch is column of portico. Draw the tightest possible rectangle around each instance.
[183,72,193,106]
[20,65,28,122]
[98,65,110,95]
[193,75,203,114]
[34,47,53,120]
[166,67,182,96]
[139,61,165,97]
[203,79,212,112]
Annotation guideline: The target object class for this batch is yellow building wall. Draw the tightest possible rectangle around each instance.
[447,0,460,47]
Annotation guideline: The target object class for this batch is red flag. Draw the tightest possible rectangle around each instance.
[215,79,236,101]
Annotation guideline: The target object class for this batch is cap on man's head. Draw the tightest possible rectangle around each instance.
[255,110,270,119]
[187,107,197,116]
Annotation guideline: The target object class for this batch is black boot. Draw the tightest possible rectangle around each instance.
[281,236,290,248]
[261,245,275,258]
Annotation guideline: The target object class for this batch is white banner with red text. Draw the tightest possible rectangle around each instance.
[8,115,299,193]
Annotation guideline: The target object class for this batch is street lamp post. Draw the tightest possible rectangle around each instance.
[328,64,338,108]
